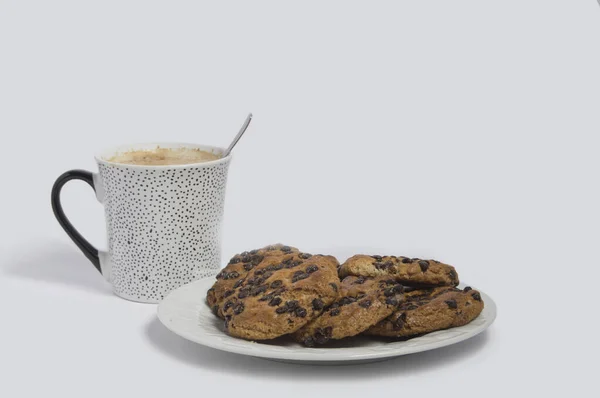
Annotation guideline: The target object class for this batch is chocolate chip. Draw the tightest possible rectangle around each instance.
[285,260,302,269]
[329,283,338,292]
[393,313,406,330]
[371,255,383,261]
[262,271,273,279]
[299,253,312,259]
[305,264,319,274]
[223,301,234,312]
[353,276,366,284]
[445,299,458,309]
[463,286,472,292]
[243,263,254,271]
[402,257,412,264]
[418,260,430,272]
[292,272,309,283]
[314,327,332,344]
[229,271,240,279]
[303,336,316,347]
[384,287,396,297]
[233,279,244,289]
[229,257,240,264]
[295,307,307,317]
[386,297,398,306]
[281,246,292,252]
[286,300,299,310]
[271,287,286,296]
[233,302,245,315]
[251,255,264,266]
[240,255,251,263]
[312,298,325,310]
[251,285,268,296]
[223,290,234,298]
[449,269,458,282]
[270,280,283,289]
[272,263,284,270]
[254,269,264,276]
[472,292,481,301]
[238,290,249,299]
[249,249,258,255]
[359,299,372,308]
[339,297,356,306]
[406,304,419,310]
[259,294,272,302]
[373,262,383,269]
[269,297,282,306]
[330,308,341,316]
[275,306,288,314]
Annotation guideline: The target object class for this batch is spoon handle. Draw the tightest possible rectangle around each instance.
[223,113,253,157]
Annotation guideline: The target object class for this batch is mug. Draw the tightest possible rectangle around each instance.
[51,143,232,303]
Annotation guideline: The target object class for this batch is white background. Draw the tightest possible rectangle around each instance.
[0,0,597,396]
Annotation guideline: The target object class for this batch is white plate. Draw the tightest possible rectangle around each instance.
[157,278,496,365]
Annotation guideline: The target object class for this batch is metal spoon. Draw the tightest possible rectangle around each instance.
[223,113,253,157]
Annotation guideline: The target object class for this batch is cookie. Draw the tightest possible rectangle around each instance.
[206,244,300,318]
[339,255,459,287]
[292,276,404,346]
[221,254,341,340]
[366,286,484,338]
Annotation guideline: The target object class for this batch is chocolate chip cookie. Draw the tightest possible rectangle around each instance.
[339,255,459,287]
[206,244,300,318]
[221,254,341,340]
[366,286,484,338]
[292,276,404,346]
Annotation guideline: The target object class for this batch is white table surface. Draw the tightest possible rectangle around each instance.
[0,1,596,396]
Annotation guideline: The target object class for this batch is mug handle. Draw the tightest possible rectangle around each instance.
[51,169,102,274]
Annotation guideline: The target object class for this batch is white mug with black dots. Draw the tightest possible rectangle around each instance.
[51,143,232,303]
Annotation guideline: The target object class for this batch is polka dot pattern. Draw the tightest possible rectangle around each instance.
[97,160,230,303]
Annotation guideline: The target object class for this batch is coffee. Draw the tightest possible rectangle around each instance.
[108,147,221,165]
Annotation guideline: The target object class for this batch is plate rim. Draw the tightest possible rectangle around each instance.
[157,278,496,362]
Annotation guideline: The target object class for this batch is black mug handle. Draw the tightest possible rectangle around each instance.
[51,170,102,274]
